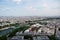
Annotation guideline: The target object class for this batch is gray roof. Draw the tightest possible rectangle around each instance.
[10,36,24,40]
[33,36,49,40]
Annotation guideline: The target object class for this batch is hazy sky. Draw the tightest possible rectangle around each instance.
[0,0,60,16]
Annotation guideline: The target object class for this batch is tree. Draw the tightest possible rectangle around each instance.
[0,26,2,29]
[0,35,7,40]
[0,22,2,24]
[48,35,56,40]
[8,24,30,37]
[8,29,18,37]
[3,25,9,28]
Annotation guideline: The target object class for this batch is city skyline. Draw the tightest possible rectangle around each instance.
[0,0,60,16]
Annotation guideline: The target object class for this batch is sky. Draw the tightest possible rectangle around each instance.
[0,0,60,16]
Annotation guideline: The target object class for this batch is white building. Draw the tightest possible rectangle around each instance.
[31,23,43,28]
[24,27,32,33]
[24,29,30,33]
[16,31,23,36]
[37,28,42,33]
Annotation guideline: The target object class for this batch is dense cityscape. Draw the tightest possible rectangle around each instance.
[0,0,60,40]
[0,16,60,40]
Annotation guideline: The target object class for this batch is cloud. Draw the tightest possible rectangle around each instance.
[0,0,60,16]
[43,3,49,8]
[25,6,40,11]
[12,0,22,4]
[0,7,11,11]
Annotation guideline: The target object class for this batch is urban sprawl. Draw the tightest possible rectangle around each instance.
[0,16,60,40]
